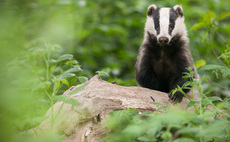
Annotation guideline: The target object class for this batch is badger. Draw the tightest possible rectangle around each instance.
[135,4,198,102]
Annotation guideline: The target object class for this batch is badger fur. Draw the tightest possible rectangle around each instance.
[135,4,198,102]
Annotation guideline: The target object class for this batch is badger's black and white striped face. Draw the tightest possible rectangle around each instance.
[144,5,187,45]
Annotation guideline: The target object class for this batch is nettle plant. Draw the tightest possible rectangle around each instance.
[9,42,88,131]
[191,11,230,79]
[30,43,89,128]
[28,43,88,102]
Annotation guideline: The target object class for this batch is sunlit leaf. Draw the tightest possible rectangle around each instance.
[61,79,69,86]
[216,12,230,21]
[203,11,215,23]
[195,59,206,69]
[190,23,207,31]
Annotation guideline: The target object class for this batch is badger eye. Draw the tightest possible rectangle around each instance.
[169,23,174,29]
[155,24,159,29]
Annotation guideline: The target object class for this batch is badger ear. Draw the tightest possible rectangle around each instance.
[147,4,157,16]
[173,5,183,17]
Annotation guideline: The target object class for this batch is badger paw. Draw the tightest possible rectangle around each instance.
[168,91,184,103]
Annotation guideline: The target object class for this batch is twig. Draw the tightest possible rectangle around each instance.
[215,30,230,50]
[208,80,228,90]
[208,29,226,66]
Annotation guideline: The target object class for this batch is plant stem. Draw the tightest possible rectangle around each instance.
[208,29,226,66]
[181,90,198,112]
[200,91,230,118]
[215,30,230,50]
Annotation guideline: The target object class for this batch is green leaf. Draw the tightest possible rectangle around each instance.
[78,76,88,83]
[137,136,151,141]
[202,30,209,42]
[203,11,215,23]
[186,101,199,109]
[201,97,222,107]
[49,59,58,64]
[140,111,152,117]
[65,66,82,73]
[151,102,162,106]
[216,12,230,21]
[95,71,109,78]
[200,65,230,78]
[61,79,69,86]
[183,81,191,88]
[190,23,207,31]
[54,79,61,90]
[69,76,78,86]
[195,59,206,69]
[202,98,211,107]
[53,96,78,106]
[42,81,52,89]
[123,125,143,136]
[174,138,196,142]
[171,88,178,95]
[220,67,230,78]
[207,96,223,102]
[157,106,170,111]
[68,83,89,96]
[57,54,73,62]
[200,64,221,71]
[161,131,172,141]
[62,72,76,79]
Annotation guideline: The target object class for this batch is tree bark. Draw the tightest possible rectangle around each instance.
[31,75,198,142]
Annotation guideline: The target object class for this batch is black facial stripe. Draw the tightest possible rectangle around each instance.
[169,8,179,35]
[153,8,160,35]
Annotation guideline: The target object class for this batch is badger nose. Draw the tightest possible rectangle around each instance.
[159,37,169,44]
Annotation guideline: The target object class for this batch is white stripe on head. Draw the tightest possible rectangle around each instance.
[158,8,171,42]
[172,16,187,37]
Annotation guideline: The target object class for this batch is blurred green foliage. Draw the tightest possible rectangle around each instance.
[106,107,230,142]
[0,0,230,141]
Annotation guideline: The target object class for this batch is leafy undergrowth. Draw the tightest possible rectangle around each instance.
[105,105,230,142]
[0,42,88,141]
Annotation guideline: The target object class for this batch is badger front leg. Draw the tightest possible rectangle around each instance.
[135,68,159,90]
[168,72,192,102]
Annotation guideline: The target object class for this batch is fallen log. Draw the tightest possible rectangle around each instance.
[31,75,198,142]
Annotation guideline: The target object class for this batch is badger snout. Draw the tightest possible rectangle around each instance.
[158,36,169,44]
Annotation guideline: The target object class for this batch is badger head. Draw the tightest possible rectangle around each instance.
[144,4,187,45]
